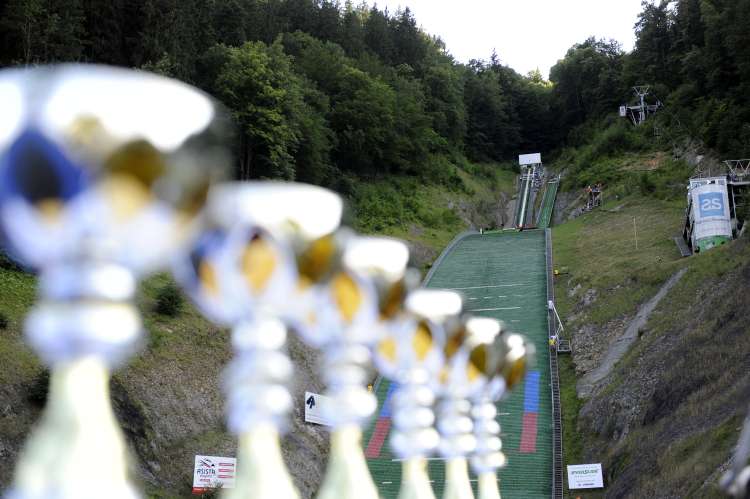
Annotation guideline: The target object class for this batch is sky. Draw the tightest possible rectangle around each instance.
[368,0,645,78]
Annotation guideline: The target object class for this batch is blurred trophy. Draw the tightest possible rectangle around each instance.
[721,404,750,498]
[437,315,524,499]
[300,236,415,499]
[469,327,534,499]
[372,289,463,499]
[0,65,230,498]
[175,182,344,499]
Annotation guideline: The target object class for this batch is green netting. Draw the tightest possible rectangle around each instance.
[365,231,552,499]
[537,181,559,229]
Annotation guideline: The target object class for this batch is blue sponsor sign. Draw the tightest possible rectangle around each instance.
[698,192,725,218]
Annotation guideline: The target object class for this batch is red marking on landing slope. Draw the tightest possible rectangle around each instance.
[365,417,391,458]
[519,412,538,453]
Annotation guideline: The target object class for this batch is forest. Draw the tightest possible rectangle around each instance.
[0,0,748,189]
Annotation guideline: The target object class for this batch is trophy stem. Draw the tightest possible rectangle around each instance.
[391,374,439,458]
[436,395,476,499]
[398,457,436,499]
[10,262,142,499]
[222,318,298,499]
[469,397,504,499]
[442,458,474,499]
[222,423,299,499]
[316,341,379,499]
[391,373,438,499]
[469,398,503,476]
[477,473,501,499]
[10,356,138,499]
[316,425,379,499]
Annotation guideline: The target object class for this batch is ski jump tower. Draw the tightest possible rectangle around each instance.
[620,86,662,126]
[516,153,543,229]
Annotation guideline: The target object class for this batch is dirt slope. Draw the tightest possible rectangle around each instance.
[0,269,330,498]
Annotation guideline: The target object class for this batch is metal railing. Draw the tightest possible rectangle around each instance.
[545,229,565,499]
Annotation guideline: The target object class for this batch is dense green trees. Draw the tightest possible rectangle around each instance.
[1,0,749,184]
[203,42,312,180]
[550,38,626,136]
[558,0,750,161]
[0,0,555,183]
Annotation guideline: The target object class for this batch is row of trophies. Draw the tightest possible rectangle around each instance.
[0,65,533,499]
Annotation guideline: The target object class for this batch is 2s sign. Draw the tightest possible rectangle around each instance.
[698,193,725,218]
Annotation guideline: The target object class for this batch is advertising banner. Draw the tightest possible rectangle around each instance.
[518,153,542,166]
[567,463,604,489]
[193,455,236,494]
[698,192,726,218]
[304,391,333,426]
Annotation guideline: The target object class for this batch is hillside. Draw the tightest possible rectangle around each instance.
[0,165,516,498]
[550,143,750,497]
[351,165,517,270]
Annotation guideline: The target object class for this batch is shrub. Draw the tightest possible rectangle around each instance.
[591,121,644,158]
[639,172,656,195]
[0,249,23,272]
[27,370,50,407]
[0,311,8,329]
[437,208,462,229]
[155,281,184,317]
[420,155,467,193]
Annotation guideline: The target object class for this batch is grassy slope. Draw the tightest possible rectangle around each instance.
[553,191,685,496]
[351,166,517,271]
[0,266,235,497]
[615,238,750,498]
[552,147,749,497]
[0,266,42,482]
[0,163,517,497]
[553,194,685,325]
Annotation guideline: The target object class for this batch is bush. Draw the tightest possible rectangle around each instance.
[0,248,24,272]
[638,172,656,195]
[439,208,462,229]
[649,159,693,200]
[155,281,184,317]
[591,121,645,158]
[27,369,50,407]
[0,311,8,329]
[420,155,467,193]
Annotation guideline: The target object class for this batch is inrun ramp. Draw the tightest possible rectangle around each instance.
[537,179,559,229]
[364,231,552,498]
[514,172,533,228]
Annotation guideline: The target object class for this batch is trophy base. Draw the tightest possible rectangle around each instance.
[442,458,474,499]
[317,425,379,499]
[477,472,501,499]
[222,424,299,499]
[397,458,436,499]
[10,356,139,499]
